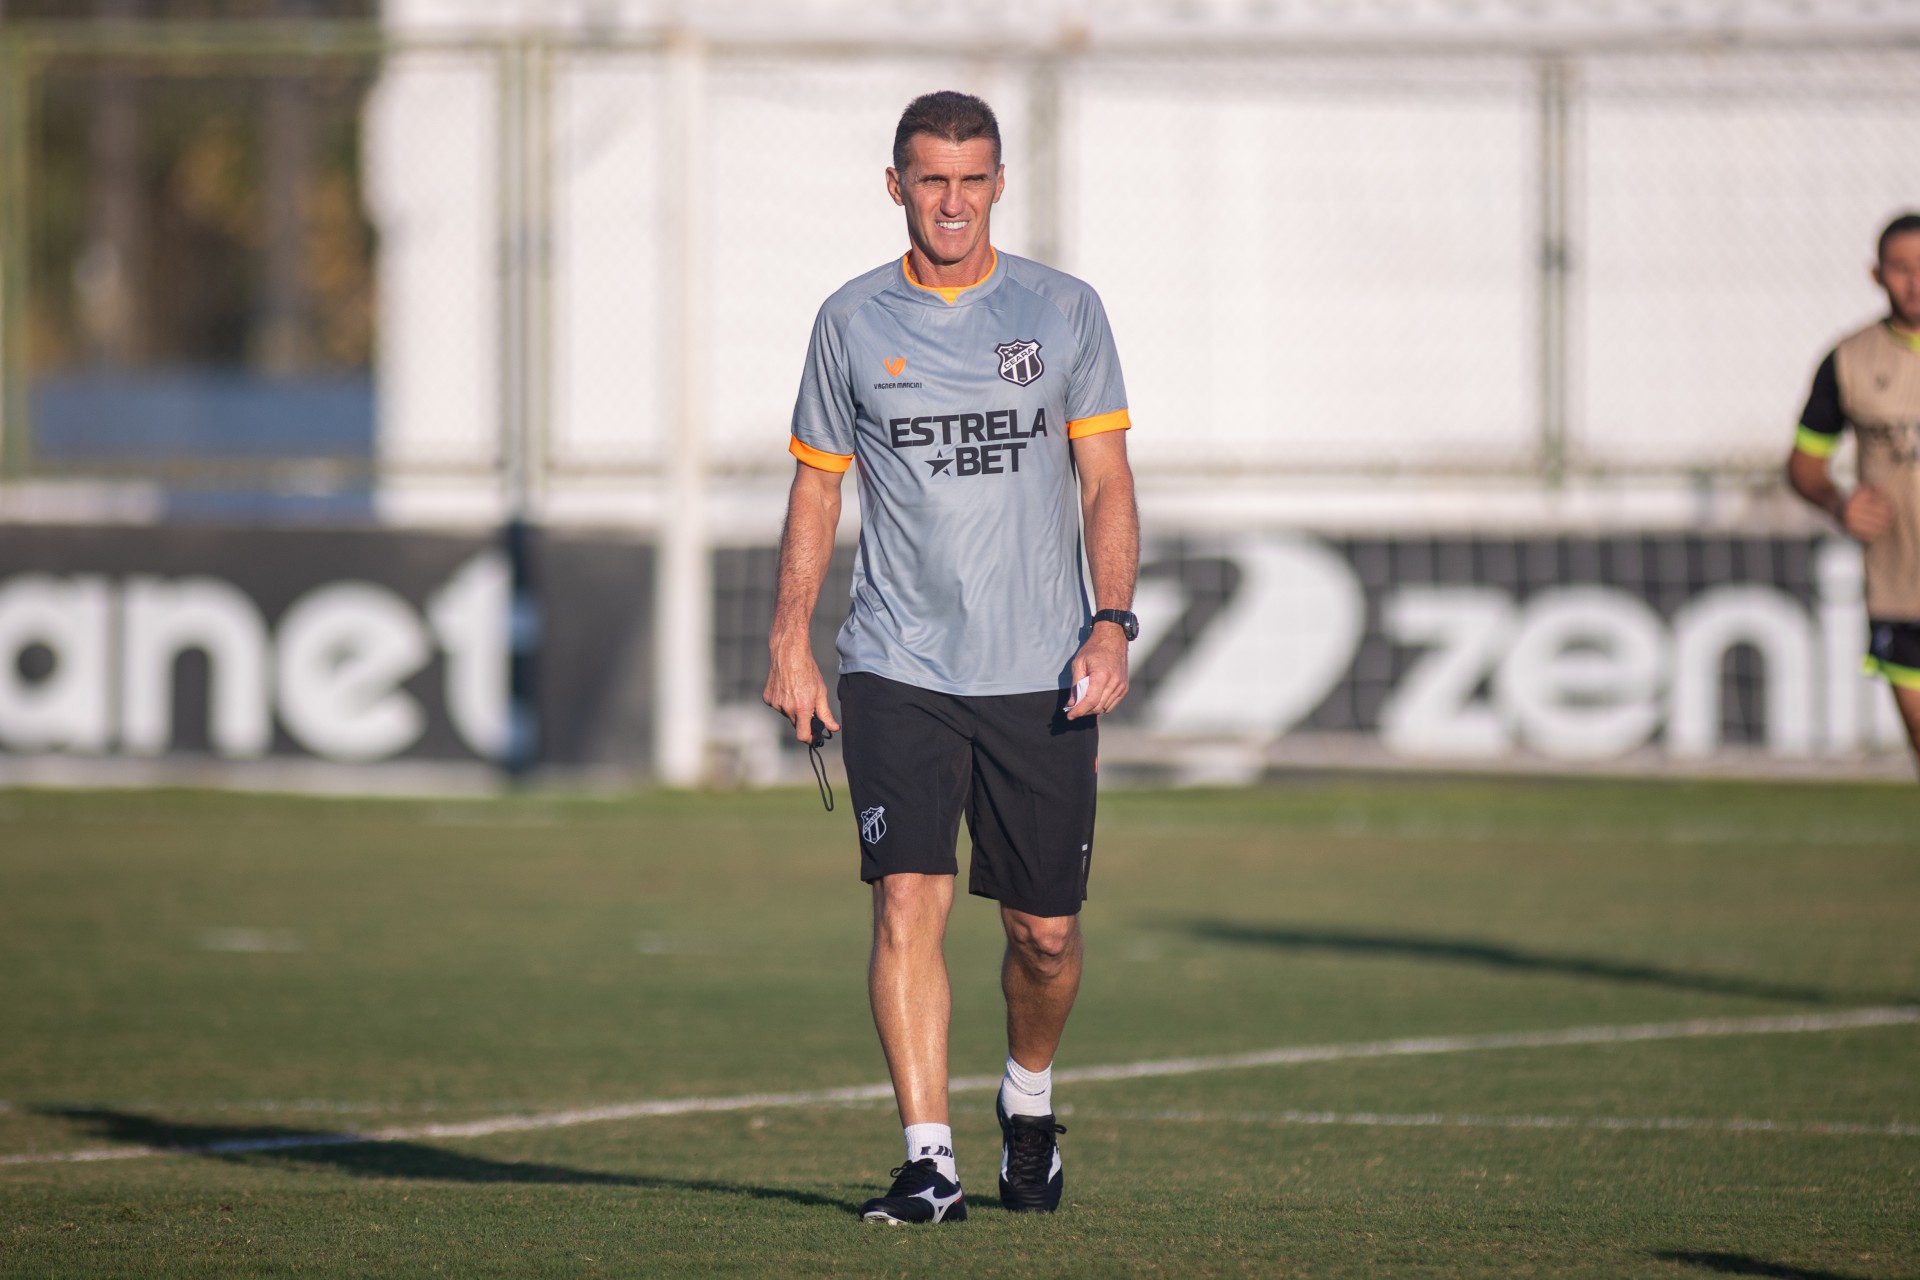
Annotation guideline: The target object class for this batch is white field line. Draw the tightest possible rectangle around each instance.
[3,1005,1914,1169]
[1077,1107,1920,1138]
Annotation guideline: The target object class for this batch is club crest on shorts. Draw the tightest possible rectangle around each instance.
[995,339,1044,387]
[860,806,888,844]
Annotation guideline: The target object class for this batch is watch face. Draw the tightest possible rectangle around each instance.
[1097,610,1139,640]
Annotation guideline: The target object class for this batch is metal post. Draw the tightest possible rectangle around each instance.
[526,38,551,518]
[1536,56,1573,487]
[495,38,544,776]
[497,41,526,519]
[0,34,29,480]
[652,27,713,787]
[1027,49,1061,268]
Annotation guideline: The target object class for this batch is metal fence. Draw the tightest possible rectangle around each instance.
[2,13,1916,786]
[2,19,1918,510]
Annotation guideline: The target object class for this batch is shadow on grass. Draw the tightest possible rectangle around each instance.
[1650,1249,1868,1280]
[36,1106,856,1213]
[1184,920,1846,1005]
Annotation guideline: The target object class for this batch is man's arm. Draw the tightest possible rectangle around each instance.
[763,461,845,741]
[1787,350,1891,542]
[1788,447,1892,543]
[1065,429,1139,720]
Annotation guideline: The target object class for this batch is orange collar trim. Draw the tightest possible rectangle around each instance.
[902,249,997,305]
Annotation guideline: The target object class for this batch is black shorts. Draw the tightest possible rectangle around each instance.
[838,672,1098,918]
[1866,620,1920,691]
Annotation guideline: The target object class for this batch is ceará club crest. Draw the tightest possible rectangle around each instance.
[995,339,1043,387]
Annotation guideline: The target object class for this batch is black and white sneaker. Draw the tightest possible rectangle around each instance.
[997,1095,1067,1213]
[859,1158,967,1225]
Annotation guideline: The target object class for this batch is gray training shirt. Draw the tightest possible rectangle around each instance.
[789,250,1131,697]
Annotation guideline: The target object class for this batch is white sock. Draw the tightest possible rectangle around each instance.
[999,1054,1053,1118]
[903,1122,957,1183]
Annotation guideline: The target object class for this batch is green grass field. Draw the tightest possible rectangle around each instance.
[1,777,1916,1278]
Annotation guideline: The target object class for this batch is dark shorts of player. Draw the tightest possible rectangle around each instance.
[1866,620,1920,691]
[838,671,1098,918]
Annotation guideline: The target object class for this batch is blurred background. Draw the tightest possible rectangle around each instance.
[1,0,1916,790]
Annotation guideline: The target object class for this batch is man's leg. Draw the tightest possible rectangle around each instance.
[964,689,1096,1213]
[859,871,969,1225]
[992,907,1080,1213]
[1001,907,1083,1072]
[842,674,973,1223]
[870,872,957,1129]
[1892,683,1920,774]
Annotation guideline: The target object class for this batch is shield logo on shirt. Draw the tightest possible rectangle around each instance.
[995,339,1044,387]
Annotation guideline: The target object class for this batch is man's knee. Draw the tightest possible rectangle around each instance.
[872,874,953,947]
[1005,911,1080,974]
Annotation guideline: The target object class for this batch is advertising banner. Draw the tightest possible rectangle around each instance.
[0,525,1904,779]
[0,526,652,769]
[716,533,1908,772]
[1115,534,1903,764]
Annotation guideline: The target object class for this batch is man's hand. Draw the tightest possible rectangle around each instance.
[764,635,839,743]
[1843,485,1894,543]
[1065,623,1130,720]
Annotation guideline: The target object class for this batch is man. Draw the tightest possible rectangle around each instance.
[762,90,1139,1224]
[1788,211,1920,768]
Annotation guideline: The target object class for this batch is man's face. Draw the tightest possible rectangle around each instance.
[886,134,1004,273]
[1874,230,1920,330]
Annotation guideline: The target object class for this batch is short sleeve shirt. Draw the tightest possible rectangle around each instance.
[789,250,1131,695]
[1796,320,1920,620]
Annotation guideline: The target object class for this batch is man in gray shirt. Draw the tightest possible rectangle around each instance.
[764,90,1140,1224]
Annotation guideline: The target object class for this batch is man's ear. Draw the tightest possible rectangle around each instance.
[886,166,905,207]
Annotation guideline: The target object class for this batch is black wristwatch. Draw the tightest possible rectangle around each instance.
[1092,608,1139,641]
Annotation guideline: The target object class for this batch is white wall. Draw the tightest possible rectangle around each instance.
[365,3,1920,507]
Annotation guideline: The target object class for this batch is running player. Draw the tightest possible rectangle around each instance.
[763,91,1140,1222]
[1787,211,1920,768]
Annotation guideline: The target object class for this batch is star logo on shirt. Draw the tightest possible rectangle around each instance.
[926,452,954,476]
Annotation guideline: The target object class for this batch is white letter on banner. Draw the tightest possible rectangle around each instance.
[276,582,430,762]
[1494,587,1665,760]
[427,552,510,760]
[1378,586,1515,758]
[1145,536,1363,737]
[1669,587,1814,758]
[121,577,271,758]
[0,576,113,752]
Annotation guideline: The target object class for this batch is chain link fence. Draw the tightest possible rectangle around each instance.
[1,21,1915,507]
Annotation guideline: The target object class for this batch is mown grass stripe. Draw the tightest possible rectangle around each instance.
[1046,1006,1920,1085]
[1084,1107,1920,1137]
[4,1006,1913,1168]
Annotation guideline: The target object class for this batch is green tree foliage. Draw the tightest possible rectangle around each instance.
[11,1,379,377]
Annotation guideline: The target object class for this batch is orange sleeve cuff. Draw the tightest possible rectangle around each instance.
[789,435,853,472]
[1067,408,1131,439]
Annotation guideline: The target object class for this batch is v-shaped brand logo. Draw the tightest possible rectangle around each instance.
[884,357,907,377]
[912,1185,963,1215]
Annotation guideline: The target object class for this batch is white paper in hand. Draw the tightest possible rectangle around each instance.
[1067,675,1091,710]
